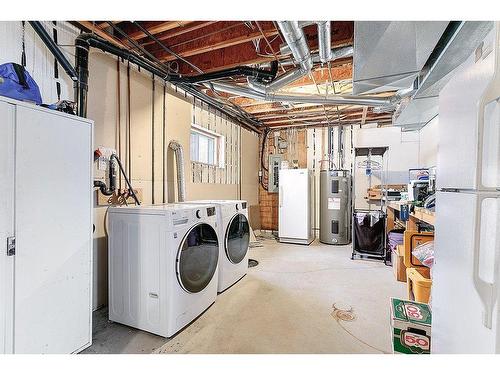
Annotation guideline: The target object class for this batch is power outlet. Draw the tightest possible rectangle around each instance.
[95,147,117,171]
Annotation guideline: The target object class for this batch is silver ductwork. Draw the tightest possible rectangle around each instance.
[317,21,332,63]
[252,21,313,94]
[210,82,392,107]
[353,21,449,95]
[393,21,493,131]
[210,21,391,110]
[278,21,313,73]
[168,140,186,202]
[258,46,353,69]
[248,21,342,96]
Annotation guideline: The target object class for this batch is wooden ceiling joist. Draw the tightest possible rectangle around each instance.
[174,21,353,75]
[76,21,127,48]
[127,21,195,40]
[138,21,218,47]
[153,23,280,62]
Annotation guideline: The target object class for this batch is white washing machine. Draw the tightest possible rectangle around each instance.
[186,200,250,292]
[107,203,219,338]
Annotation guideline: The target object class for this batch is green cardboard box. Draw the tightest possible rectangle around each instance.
[390,298,432,354]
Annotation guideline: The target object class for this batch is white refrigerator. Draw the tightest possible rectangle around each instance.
[432,24,500,353]
[278,168,315,245]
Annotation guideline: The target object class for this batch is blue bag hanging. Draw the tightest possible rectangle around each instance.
[0,63,42,104]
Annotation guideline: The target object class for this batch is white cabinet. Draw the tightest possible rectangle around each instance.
[0,96,93,353]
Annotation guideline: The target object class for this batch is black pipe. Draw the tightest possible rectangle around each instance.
[28,21,78,81]
[75,33,168,117]
[74,33,263,130]
[93,155,117,196]
[111,154,140,205]
[169,62,279,84]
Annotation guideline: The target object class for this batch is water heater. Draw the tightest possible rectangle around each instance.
[320,170,352,245]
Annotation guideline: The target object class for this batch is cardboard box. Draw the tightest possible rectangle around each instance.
[390,298,432,354]
[407,267,432,303]
[392,245,407,282]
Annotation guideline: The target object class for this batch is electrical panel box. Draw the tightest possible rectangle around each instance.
[268,154,282,193]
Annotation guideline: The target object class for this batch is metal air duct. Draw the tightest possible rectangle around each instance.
[250,21,313,94]
[210,82,392,107]
[317,21,332,63]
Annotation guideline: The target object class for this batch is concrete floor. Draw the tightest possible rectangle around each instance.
[83,238,405,354]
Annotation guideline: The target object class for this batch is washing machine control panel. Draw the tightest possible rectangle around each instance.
[206,206,216,217]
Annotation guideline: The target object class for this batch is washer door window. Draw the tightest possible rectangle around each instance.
[225,214,250,264]
[177,223,219,293]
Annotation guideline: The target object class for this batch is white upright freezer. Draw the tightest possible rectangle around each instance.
[432,24,500,353]
[0,96,93,354]
[278,168,315,245]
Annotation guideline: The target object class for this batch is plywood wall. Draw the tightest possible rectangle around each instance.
[259,129,308,230]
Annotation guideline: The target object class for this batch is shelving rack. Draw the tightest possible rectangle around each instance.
[351,146,389,262]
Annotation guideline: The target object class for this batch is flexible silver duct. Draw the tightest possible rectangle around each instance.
[251,21,313,94]
[209,82,392,107]
[317,21,332,63]
[258,46,353,69]
[278,21,313,73]
[168,140,186,202]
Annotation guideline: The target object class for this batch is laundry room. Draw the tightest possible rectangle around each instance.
[1,2,500,373]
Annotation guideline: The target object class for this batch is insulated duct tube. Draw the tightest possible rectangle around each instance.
[317,21,332,63]
[168,140,186,202]
[249,21,312,94]
[257,46,353,69]
[209,82,392,107]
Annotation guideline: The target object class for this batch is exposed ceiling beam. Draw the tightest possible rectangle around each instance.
[138,21,218,47]
[153,23,279,62]
[266,115,393,129]
[76,21,127,48]
[173,21,353,75]
[361,106,368,125]
[128,21,195,40]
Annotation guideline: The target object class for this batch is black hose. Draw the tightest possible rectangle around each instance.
[73,33,262,131]
[111,154,140,206]
[93,154,117,195]
[169,64,278,85]
[260,128,270,172]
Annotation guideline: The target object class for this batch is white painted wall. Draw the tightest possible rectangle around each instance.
[353,126,421,208]
[419,116,439,168]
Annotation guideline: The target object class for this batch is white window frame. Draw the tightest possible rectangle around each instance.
[190,124,225,168]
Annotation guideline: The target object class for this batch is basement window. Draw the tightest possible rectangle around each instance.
[190,125,225,167]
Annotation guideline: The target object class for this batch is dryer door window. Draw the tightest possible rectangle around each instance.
[225,214,250,264]
[177,223,219,293]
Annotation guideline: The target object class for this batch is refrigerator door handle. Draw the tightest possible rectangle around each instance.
[472,193,500,329]
[279,185,283,208]
[476,21,500,191]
